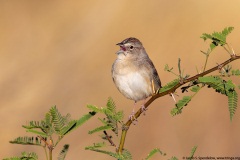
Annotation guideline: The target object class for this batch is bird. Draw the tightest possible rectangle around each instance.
[111,37,161,120]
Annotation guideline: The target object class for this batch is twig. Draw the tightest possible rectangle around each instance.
[103,130,116,147]
[117,55,240,154]
[37,136,54,160]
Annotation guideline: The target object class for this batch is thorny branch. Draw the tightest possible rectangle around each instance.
[117,55,240,154]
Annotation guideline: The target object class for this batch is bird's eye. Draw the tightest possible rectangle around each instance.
[130,46,134,49]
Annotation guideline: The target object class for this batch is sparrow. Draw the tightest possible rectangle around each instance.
[112,37,161,120]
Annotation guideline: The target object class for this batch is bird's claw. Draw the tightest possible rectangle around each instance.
[128,111,138,124]
[141,105,147,115]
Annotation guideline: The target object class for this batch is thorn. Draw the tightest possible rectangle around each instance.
[216,63,224,71]
[230,45,236,57]
[170,93,176,103]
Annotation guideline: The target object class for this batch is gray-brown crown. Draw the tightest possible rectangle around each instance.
[117,37,142,46]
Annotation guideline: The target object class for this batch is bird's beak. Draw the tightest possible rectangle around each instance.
[116,42,123,46]
[116,42,127,55]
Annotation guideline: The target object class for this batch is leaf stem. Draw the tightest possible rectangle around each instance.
[43,146,48,160]
[203,54,209,72]
[223,45,231,55]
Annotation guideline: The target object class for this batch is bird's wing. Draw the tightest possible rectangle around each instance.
[144,58,162,93]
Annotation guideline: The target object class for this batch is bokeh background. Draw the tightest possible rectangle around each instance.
[1,0,240,159]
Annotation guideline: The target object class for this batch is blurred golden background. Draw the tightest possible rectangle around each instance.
[1,1,240,159]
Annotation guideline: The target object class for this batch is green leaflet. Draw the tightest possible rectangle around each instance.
[190,85,201,92]
[200,26,234,55]
[159,79,180,93]
[58,144,69,160]
[26,129,48,137]
[189,146,197,160]
[10,136,42,146]
[164,64,173,72]
[85,142,116,158]
[118,150,133,160]
[71,112,96,134]
[88,98,123,136]
[198,76,235,95]
[200,27,234,47]
[87,104,104,113]
[168,146,197,160]
[231,69,240,76]
[171,96,191,116]
[85,143,132,160]
[85,142,106,149]
[60,120,77,135]
[3,152,38,160]
[145,148,166,160]
[228,91,238,121]
[198,76,238,121]
[107,97,116,112]
[50,106,66,134]
[88,125,112,134]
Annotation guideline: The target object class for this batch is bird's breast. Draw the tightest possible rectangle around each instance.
[112,59,153,101]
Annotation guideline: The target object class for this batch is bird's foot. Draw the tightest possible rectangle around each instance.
[141,105,147,115]
[128,111,138,125]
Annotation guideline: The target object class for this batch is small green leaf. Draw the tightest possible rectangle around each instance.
[189,146,197,160]
[85,142,106,150]
[171,96,191,116]
[159,79,179,93]
[227,91,238,121]
[200,33,212,41]
[50,106,65,134]
[88,125,112,134]
[60,120,77,135]
[169,157,178,160]
[87,105,103,113]
[26,129,47,137]
[10,137,42,146]
[199,76,238,121]
[85,143,132,160]
[119,149,132,160]
[222,27,234,36]
[145,148,166,160]
[106,97,116,112]
[3,152,38,160]
[58,144,69,160]
[176,96,191,107]
[198,76,231,95]
[200,27,234,53]
[231,69,240,76]
[85,142,117,158]
[190,85,201,92]
[74,112,96,130]
[210,42,217,51]
[164,64,173,72]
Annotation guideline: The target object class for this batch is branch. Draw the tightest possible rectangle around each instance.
[117,55,240,154]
